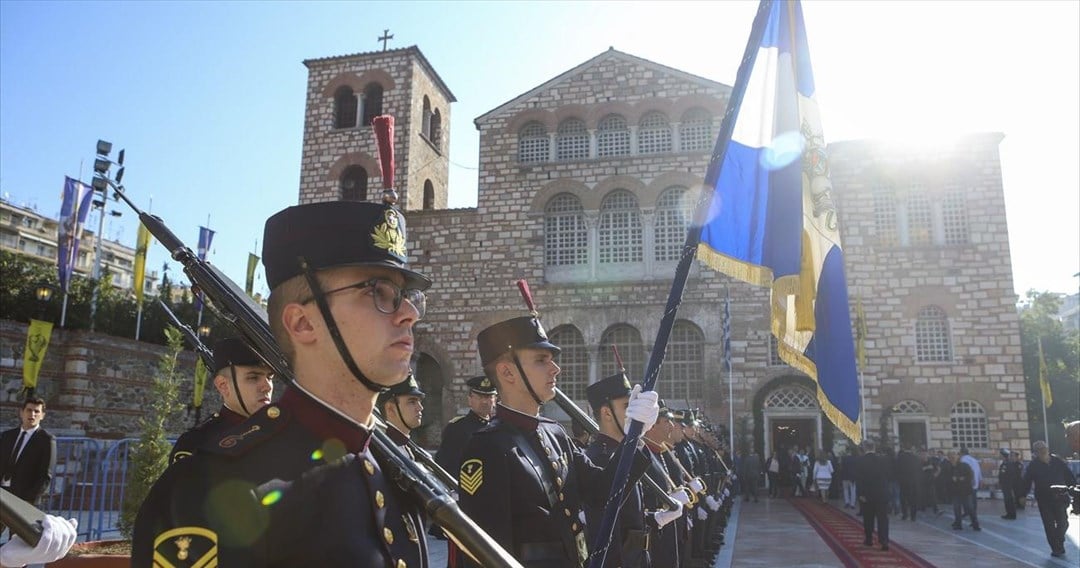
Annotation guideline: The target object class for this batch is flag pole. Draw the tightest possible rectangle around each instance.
[1039,337,1048,443]
[725,290,735,454]
[588,2,775,565]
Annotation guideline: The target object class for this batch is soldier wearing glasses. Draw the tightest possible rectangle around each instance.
[133,201,432,567]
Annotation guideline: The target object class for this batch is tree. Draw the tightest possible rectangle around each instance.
[117,326,186,538]
[1019,290,1080,454]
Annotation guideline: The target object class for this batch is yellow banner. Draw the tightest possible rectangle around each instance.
[23,320,54,391]
[245,253,260,297]
[133,223,151,306]
[1038,338,1052,408]
[194,357,208,408]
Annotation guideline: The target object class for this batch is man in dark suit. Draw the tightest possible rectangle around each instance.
[0,397,57,506]
[855,439,890,551]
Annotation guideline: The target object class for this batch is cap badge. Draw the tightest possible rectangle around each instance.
[372,209,407,258]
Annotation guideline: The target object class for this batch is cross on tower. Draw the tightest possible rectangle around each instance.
[378,29,394,51]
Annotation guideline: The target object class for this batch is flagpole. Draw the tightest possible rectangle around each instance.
[859,369,867,441]
[1039,337,1048,443]
[588,2,775,565]
[728,355,735,452]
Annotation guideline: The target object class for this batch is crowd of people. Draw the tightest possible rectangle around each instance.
[733,437,1077,559]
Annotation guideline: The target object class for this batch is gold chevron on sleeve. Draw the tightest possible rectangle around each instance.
[459,459,484,495]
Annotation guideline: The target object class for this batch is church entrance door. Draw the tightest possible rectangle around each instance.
[770,418,817,455]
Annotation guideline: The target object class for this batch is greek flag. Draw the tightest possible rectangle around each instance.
[697,0,861,442]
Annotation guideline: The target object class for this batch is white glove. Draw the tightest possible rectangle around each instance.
[653,508,683,529]
[578,510,587,526]
[685,516,693,530]
[669,488,691,505]
[696,507,708,521]
[449,490,460,501]
[0,515,78,567]
[688,477,705,493]
[706,495,721,512]
[624,385,659,435]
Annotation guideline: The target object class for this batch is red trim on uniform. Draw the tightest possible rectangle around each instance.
[279,387,372,453]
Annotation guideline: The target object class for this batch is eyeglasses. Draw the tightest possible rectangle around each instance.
[305,278,426,319]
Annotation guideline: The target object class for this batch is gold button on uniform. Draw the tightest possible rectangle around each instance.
[383,527,394,544]
[375,491,385,509]
[564,508,572,517]
[558,492,564,501]
[266,406,280,419]
[364,460,376,475]
[572,522,579,531]
[397,561,407,568]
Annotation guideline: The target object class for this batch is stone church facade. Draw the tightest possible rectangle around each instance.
[296,46,1030,459]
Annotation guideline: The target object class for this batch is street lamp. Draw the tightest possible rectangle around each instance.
[88,139,125,332]
[34,281,55,320]
[198,325,211,339]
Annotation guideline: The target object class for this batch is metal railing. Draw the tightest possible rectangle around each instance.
[43,437,169,541]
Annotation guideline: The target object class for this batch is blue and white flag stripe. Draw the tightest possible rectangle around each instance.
[698,0,861,442]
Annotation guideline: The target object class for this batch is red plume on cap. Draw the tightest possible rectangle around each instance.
[516,279,538,317]
[372,115,397,203]
[611,344,626,374]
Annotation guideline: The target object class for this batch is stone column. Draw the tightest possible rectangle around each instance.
[641,209,656,275]
[57,333,91,436]
[671,122,682,152]
[548,133,558,162]
[584,212,599,281]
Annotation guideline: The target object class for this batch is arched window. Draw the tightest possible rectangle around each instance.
[942,189,969,245]
[423,180,435,210]
[597,114,630,157]
[599,190,643,264]
[950,400,988,449]
[340,165,368,201]
[637,111,672,154]
[422,96,432,136]
[334,86,358,129]
[654,186,690,262]
[892,400,927,414]
[873,183,898,246]
[600,324,644,381]
[915,306,951,362]
[544,194,588,266]
[550,325,588,400]
[906,189,933,246]
[764,385,818,409]
[362,83,384,126]
[680,108,713,151]
[556,119,589,161]
[768,335,786,366]
[518,122,550,163]
[661,320,705,400]
[430,109,442,149]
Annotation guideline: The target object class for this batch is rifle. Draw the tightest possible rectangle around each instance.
[101,182,523,568]
[158,299,214,424]
[0,488,44,547]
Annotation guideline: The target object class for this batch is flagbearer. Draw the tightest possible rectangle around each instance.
[585,373,682,568]
[377,373,426,450]
[457,310,660,568]
[169,338,274,463]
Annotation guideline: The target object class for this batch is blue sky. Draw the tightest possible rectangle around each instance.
[2,1,1077,300]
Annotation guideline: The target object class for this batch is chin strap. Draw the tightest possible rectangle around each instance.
[511,352,544,408]
[392,397,415,432]
[605,400,624,438]
[300,258,386,394]
[229,364,252,416]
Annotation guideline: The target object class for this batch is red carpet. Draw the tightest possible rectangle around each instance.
[789,498,936,568]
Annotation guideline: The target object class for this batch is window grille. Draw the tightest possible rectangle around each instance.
[679,108,713,151]
[950,400,988,449]
[544,194,588,266]
[915,306,952,362]
[598,191,643,264]
[597,114,630,157]
[637,112,672,154]
[519,122,550,163]
[556,119,589,161]
[550,325,588,400]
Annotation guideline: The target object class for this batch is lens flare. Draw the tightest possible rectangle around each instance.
[260,489,283,506]
[760,131,804,171]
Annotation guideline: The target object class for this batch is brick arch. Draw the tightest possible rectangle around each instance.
[751,374,820,458]
[587,102,636,128]
[327,152,382,187]
[530,178,590,215]
[553,104,592,125]
[321,73,366,98]
[672,93,728,118]
[587,175,647,210]
[632,98,677,120]
[506,108,557,135]
[355,69,396,92]
[643,171,706,207]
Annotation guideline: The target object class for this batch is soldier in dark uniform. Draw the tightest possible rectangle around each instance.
[641,402,688,568]
[378,374,426,450]
[434,375,497,477]
[584,373,678,568]
[169,337,274,464]
[998,448,1022,520]
[132,201,432,567]
[456,315,659,568]
[1021,440,1076,558]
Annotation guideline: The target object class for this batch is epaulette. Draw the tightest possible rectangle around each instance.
[448,415,466,424]
[201,404,290,457]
